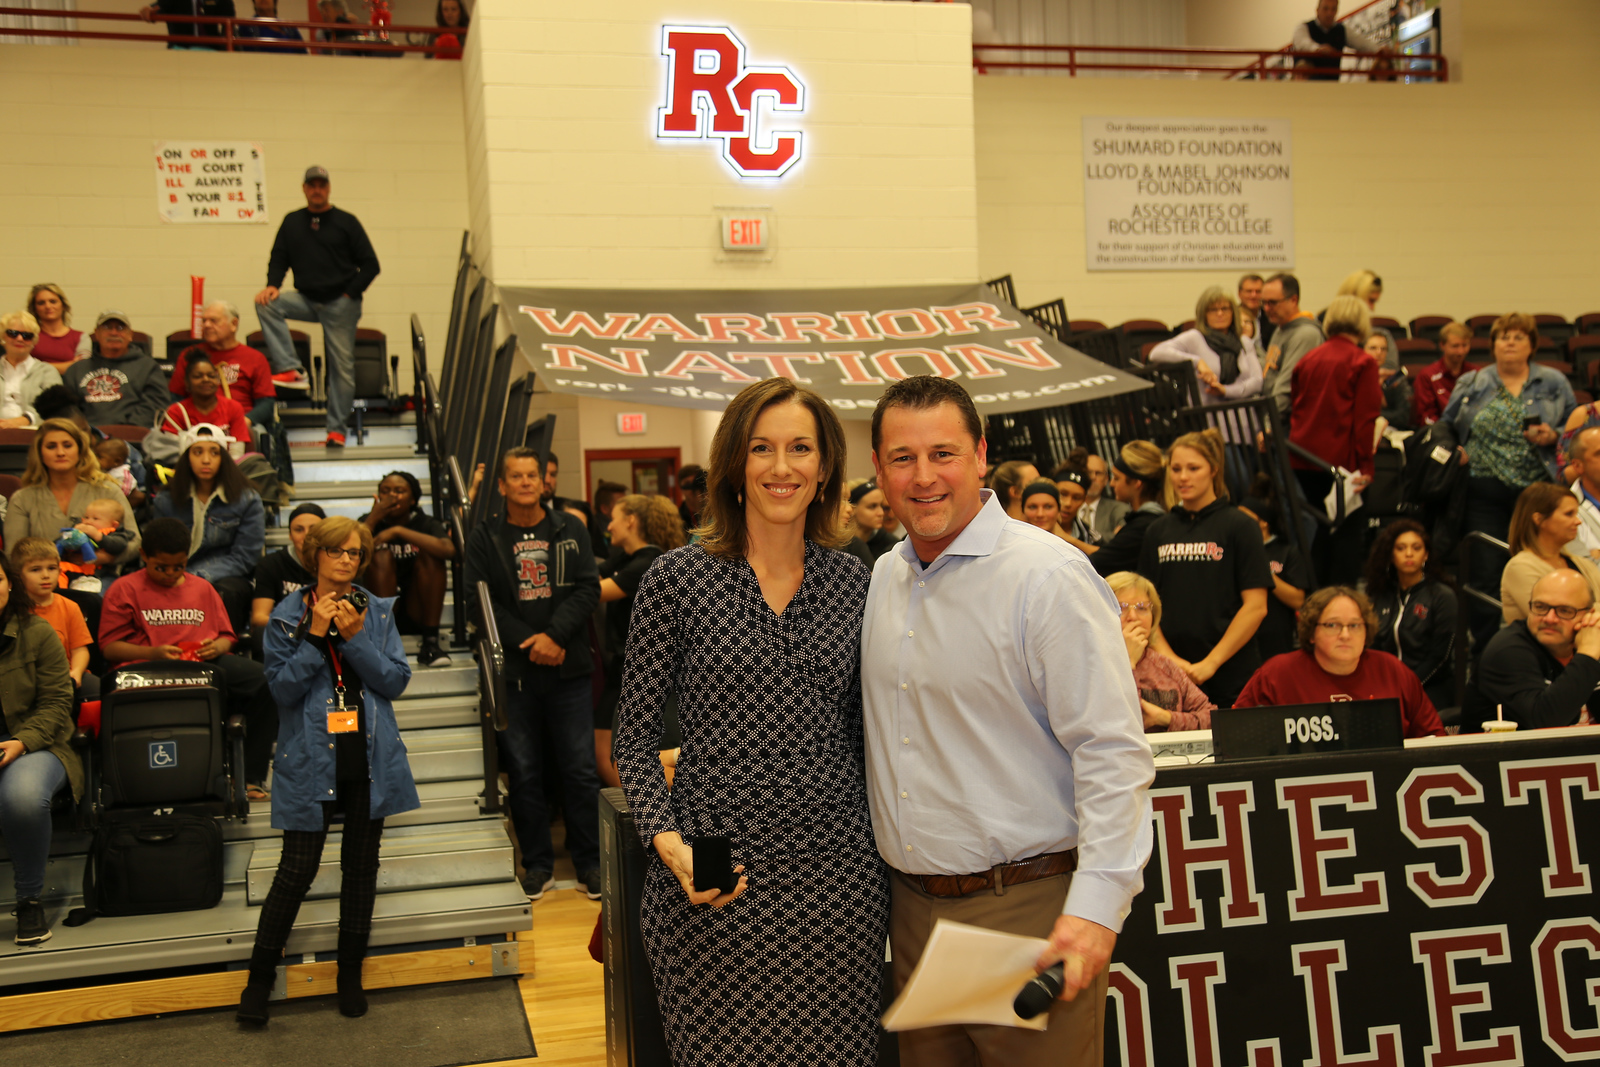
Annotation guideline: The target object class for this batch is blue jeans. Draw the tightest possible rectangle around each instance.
[256,290,361,433]
[498,673,600,875]
[0,743,68,900]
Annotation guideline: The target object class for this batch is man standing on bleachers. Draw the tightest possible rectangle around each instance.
[171,301,277,430]
[1258,274,1325,418]
[254,165,380,449]
[1237,273,1271,350]
[1411,321,1480,427]
[464,447,604,902]
[61,311,171,429]
[1290,0,1390,82]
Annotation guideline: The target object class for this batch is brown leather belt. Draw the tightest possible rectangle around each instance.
[911,849,1078,899]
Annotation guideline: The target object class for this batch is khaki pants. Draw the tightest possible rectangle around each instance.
[891,869,1108,1067]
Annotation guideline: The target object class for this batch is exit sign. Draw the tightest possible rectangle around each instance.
[617,412,648,435]
[721,215,769,250]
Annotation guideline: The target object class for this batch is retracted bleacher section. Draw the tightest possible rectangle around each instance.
[0,232,534,1030]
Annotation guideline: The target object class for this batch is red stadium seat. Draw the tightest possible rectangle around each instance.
[1407,316,1453,344]
[1466,315,1500,338]
[1371,315,1406,338]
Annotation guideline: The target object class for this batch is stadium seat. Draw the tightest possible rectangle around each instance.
[100,424,151,445]
[1372,316,1407,339]
[1570,335,1600,383]
[1118,320,1171,366]
[1176,319,1195,332]
[1396,338,1439,368]
[164,330,195,378]
[1068,319,1109,337]
[1577,312,1600,335]
[1535,314,1574,348]
[1466,315,1499,338]
[0,472,20,498]
[1469,337,1494,359]
[246,328,313,376]
[1407,316,1453,344]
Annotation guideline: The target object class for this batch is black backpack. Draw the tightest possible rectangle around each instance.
[1402,419,1466,507]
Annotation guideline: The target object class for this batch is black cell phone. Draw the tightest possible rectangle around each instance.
[691,835,737,894]
[1524,416,1542,429]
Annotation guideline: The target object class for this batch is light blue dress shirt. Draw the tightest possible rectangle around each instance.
[861,490,1155,931]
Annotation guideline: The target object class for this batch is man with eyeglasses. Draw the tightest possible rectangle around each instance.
[1472,569,1600,731]
[254,165,381,448]
[60,311,173,429]
[1257,273,1324,418]
[1235,585,1444,737]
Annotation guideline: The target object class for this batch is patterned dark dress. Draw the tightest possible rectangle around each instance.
[614,541,890,1066]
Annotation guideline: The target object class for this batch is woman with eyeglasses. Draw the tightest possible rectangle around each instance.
[1499,482,1600,625]
[239,515,418,1026]
[1105,572,1214,732]
[0,311,64,430]
[1235,586,1446,738]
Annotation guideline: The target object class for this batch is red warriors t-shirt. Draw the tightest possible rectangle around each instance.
[100,569,237,652]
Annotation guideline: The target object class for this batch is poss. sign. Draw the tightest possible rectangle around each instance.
[656,25,805,179]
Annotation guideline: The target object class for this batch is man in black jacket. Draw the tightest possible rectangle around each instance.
[1472,570,1600,731]
[464,447,603,900]
[254,165,380,447]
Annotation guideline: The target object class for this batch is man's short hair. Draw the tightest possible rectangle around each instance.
[142,517,192,557]
[1438,321,1473,344]
[545,451,559,469]
[1237,273,1265,288]
[206,299,241,324]
[871,375,984,455]
[1571,426,1600,466]
[9,537,59,567]
[498,445,542,481]
[1265,273,1301,301]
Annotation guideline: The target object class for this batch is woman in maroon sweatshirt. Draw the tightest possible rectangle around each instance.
[1236,585,1446,738]
[1289,295,1383,583]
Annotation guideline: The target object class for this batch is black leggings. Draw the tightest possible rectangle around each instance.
[251,786,385,952]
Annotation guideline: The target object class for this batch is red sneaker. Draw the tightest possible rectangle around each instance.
[273,370,311,391]
[326,432,346,448]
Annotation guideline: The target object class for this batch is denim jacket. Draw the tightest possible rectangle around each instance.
[154,486,266,581]
[1440,364,1576,481]
[264,587,420,831]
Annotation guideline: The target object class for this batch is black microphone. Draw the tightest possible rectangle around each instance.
[1013,961,1066,1019]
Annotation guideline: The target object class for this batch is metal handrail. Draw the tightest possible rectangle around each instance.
[1283,440,1350,531]
[0,6,466,53]
[445,454,470,648]
[471,581,507,815]
[971,42,1446,82]
[1454,530,1510,707]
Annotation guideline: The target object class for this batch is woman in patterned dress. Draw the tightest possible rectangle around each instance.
[613,377,889,1066]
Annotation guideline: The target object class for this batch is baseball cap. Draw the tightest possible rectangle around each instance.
[95,310,133,329]
[303,165,330,182]
[177,423,236,456]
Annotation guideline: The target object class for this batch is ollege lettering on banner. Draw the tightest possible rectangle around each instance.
[1157,541,1226,563]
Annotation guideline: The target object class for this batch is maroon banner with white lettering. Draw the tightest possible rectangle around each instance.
[1108,732,1600,1065]
[497,284,1150,418]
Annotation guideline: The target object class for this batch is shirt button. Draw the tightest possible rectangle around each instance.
[900,683,907,690]
[901,791,908,798]
[906,845,913,852]
[328,743,334,749]
[918,581,925,587]
[908,630,914,637]
[902,737,909,744]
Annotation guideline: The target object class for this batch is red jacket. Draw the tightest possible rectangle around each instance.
[1410,358,1481,426]
[1235,648,1446,738]
[1289,335,1382,477]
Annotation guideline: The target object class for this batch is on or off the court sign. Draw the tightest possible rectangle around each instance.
[656,25,805,179]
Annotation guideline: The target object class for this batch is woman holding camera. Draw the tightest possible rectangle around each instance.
[238,516,418,1026]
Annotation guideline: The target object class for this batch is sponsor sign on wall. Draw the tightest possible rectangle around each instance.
[155,141,268,224]
[1081,117,1292,272]
[1107,734,1600,1065]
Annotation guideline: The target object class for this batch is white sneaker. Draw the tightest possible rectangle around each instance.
[68,576,103,593]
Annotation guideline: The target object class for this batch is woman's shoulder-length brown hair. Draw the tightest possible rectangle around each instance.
[695,377,850,557]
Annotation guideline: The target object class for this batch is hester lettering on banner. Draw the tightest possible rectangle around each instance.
[1105,733,1600,1066]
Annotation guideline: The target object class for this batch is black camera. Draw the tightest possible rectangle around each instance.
[341,589,369,612]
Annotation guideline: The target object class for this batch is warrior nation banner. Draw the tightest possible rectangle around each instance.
[1108,733,1600,1066]
[499,284,1150,418]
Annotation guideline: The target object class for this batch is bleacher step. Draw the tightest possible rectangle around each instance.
[287,426,418,447]
[233,779,507,837]
[393,693,480,729]
[244,822,513,903]
[0,882,531,985]
[399,725,486,782]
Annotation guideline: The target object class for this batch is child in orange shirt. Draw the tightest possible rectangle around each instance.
[12,538,99,703]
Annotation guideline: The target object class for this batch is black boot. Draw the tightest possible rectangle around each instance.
[336,929,369,1017]
[236,945,281,1025]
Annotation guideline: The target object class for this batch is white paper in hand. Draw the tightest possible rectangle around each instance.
[1323,467,1363,522]
[881,919,1051,1032]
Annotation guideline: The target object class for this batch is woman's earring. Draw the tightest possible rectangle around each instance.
[737,490,744,507]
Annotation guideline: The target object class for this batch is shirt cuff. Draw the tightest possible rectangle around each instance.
[1063,870,1137,934]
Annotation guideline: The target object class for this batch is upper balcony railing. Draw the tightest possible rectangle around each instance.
[0,6,463,55]
[971,43,1445,82]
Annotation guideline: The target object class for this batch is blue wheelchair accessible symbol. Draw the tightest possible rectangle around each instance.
[149,741,179,770]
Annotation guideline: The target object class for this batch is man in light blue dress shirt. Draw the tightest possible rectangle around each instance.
[861,376,1155,1066]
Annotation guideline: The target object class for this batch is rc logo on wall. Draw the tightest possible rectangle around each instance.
[656,25,805,179]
